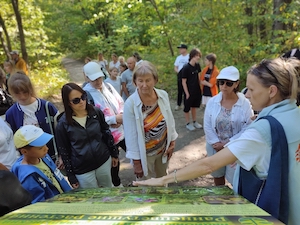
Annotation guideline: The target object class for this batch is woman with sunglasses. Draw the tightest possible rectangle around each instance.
[55,83,119,189]
[203,66,253,186]
[133,57,300,224]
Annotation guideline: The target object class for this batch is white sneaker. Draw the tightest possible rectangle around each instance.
[186,123,195,131]
[193,122,203,129]
[114,183,124,188]
[175,105,180,111]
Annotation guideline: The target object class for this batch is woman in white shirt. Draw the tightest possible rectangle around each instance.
[204,66,253,185]
[133,57,300,225]
[0,117,18,170]
[123,61,178,179]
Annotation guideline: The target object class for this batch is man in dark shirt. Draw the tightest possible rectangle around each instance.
[181,48,202,131]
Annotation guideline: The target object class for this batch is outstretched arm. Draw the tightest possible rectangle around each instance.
[133,147,237,186]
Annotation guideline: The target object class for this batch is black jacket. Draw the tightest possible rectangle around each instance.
[55,107,118,185]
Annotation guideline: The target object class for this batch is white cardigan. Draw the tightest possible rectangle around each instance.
[204,92,253,145]
[124,88,178,176]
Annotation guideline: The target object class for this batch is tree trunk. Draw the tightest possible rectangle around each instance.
[244,6,253,36]
[0,27,11,60]
[148,0,174,56]
[11,0,28,63]
[272,0,284,32]
[272,0,293,41]
[258,0,267,41]
[0,14,12,53]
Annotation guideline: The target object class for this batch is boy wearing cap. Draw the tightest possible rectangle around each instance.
[174,44,189,111]
[11,125,72,203]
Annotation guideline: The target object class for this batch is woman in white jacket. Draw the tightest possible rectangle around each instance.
[204,66,253,185]
[124,61,178,179]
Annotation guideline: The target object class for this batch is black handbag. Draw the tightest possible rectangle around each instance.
[0,89,14,115]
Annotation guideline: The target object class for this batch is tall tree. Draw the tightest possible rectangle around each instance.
[149,0,174,56]
[0,13,12,55]
[0,27,10,60]
[272,0,285,32]
[258,0,267,41]
[11,0,28,63]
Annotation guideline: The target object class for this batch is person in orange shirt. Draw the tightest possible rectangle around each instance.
[10,50,28,75]
[200,53,219,107]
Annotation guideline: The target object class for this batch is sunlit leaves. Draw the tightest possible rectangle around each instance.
[1,0,299,98]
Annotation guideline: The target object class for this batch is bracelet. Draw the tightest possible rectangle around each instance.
[173,169,178,183]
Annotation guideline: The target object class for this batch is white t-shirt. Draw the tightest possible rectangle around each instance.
[98,60,108,69]
[19,100,39,127]
[174,54,189,72]
[0,118,18,170]
[226,128,271,191]
[105,77,122,95]
[109,61,120,70]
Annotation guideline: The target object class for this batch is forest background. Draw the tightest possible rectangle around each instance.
[1,0,299,99]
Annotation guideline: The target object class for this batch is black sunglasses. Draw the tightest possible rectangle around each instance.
[70,93,87,104]
[218,80,235,87]
[259,59,279,84]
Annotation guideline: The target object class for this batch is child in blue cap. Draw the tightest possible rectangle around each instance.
[11,125,72,203]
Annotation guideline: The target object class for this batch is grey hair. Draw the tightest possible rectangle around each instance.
[132,61,158,85]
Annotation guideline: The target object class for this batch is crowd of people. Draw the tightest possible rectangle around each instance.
[0,47,300,225]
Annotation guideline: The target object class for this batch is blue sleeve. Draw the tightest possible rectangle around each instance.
[41,99,58,116]
[48,101,58,115]
[5,104,19,133]
[22,176,46,203]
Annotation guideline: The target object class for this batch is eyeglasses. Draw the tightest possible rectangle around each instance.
[70,93,87,104]
[218,80,235,87]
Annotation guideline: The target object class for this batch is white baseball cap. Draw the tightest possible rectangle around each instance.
[14,125,53,149]
[83,62,105,81]
[217,66,240,81]
[9,50,19,55]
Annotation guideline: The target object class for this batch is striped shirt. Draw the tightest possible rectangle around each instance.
[142,102,167,156]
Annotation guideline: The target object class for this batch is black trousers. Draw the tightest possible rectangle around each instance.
[177,74,184,106]
[111,139,126,186]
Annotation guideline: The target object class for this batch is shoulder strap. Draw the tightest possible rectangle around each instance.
[45,101,58,162]
[257,116,289,223]
[85,90,95,106]
[239,115,289,223]
[104,82,114,94]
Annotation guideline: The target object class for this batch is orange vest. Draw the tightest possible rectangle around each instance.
[16,57,28,75]
[200,65,219,96]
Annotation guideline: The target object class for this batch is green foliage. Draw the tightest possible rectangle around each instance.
[145,49,178,99]
[0,0,70,98]
[1,0,300,99]
[29,57,69,98]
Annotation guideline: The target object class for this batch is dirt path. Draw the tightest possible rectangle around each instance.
[59,58,214,187]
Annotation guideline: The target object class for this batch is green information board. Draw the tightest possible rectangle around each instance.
[0,186,284,224]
